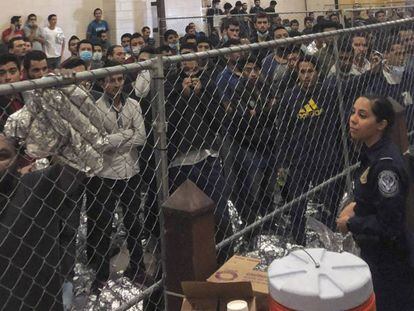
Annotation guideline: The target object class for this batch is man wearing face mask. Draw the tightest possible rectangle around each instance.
[76,39,93,67]
[125,32,145,64]
[164,29,180,55]
[218,19,241,47]
[91,43,104,69]
[250,12,272,62]
[363,38,414,137]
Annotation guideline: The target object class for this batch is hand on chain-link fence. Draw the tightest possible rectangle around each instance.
[0,14,414,311]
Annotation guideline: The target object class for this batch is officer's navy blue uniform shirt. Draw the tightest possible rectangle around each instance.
[347,136,414,311]
[348,136,408,244]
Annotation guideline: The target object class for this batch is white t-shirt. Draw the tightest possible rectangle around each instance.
[42,26,65,58]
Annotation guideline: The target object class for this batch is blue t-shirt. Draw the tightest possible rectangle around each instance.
[215,66,242,104]
[87,20,109,43]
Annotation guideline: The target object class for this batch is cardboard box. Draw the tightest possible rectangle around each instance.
[207,256,269,310]
[181,281,257,311]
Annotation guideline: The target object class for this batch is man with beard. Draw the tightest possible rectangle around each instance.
[261,26,289,82]
[264,44,301,102]
[250,12,272,62]
[0,134,84,310]
[313,20,342,78]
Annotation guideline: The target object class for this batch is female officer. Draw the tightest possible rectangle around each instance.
[337,95,414,311]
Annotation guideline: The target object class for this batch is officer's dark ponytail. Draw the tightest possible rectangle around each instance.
[363,94,395,134]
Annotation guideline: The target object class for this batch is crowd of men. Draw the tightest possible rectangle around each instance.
[1,2,414,310]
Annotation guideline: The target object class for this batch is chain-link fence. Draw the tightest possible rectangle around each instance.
[344,3,414,26]
[160,10,343,43]
[0,15,414,311]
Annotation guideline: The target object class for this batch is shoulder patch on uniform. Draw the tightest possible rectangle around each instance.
[378,170,399,198]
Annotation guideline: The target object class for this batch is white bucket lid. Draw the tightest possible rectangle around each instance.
[227,300,249,311]
[268,248,373,311]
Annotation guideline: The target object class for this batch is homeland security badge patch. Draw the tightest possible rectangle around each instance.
[378,170,399,198]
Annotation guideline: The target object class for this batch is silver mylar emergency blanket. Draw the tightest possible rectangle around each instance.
[4,84,108,176]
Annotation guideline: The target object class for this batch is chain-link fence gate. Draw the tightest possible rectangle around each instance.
[0,15,413,311]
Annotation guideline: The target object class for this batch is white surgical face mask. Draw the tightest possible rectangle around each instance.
[383,62,405,84]
[79,50,92,61]
[132,46,141,56]
[390,65,405,77]
[169,42,178,50]
[92,52,102,61]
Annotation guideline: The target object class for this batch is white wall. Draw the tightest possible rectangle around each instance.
[107,0,154,45]
[164,0,204,35]
[0,0,104,57]
[0,0,336,51]
[0,0,154,55]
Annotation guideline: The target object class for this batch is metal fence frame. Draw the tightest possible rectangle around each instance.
[1,16,414,310]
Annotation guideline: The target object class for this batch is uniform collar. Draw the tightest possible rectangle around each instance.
[361,135,390,163]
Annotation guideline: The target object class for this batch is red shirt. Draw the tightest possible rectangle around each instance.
[2,28,24,43]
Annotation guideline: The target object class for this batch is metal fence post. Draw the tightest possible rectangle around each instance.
[332,35,353,196]
[150,55,169,310]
